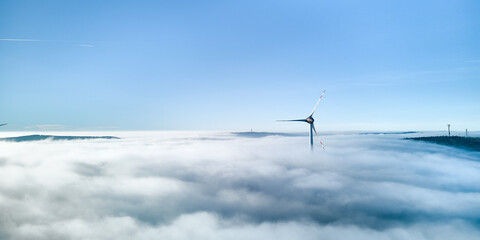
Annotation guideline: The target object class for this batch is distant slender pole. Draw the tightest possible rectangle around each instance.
[448,124,451,137]
[466,129,468,137]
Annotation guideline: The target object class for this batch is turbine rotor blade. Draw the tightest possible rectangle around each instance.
[277,119,307,122]
[309,124,313,147]
[319,139,325,150]
[309,90,326,117]
[312,123,318,136]
[0,123,7,127]
[315,132,326,150]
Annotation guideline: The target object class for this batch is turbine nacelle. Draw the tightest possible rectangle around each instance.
[306,117,314,124]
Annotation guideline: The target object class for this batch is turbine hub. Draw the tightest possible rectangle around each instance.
[306,117,314,123]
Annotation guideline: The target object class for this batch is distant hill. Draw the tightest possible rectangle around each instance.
[0,135,120,142]
[406,136,480,152]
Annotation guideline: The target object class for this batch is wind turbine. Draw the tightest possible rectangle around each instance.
[278,90,326,149]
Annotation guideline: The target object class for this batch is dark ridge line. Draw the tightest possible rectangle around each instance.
[405,136,480,152]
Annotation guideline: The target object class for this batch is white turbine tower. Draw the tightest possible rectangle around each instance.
[278,90,326,149]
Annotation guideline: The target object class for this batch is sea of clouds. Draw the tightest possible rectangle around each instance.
[0,131,479,240]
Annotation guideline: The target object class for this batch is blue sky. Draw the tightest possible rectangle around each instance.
[1,0,479,131]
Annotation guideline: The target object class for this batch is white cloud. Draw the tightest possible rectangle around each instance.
[0,131,479,239]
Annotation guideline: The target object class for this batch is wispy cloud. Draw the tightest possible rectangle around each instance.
[0,38,42,42]
[1,38,96,48]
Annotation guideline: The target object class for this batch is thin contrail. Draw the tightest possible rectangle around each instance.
[0,38,42,42]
